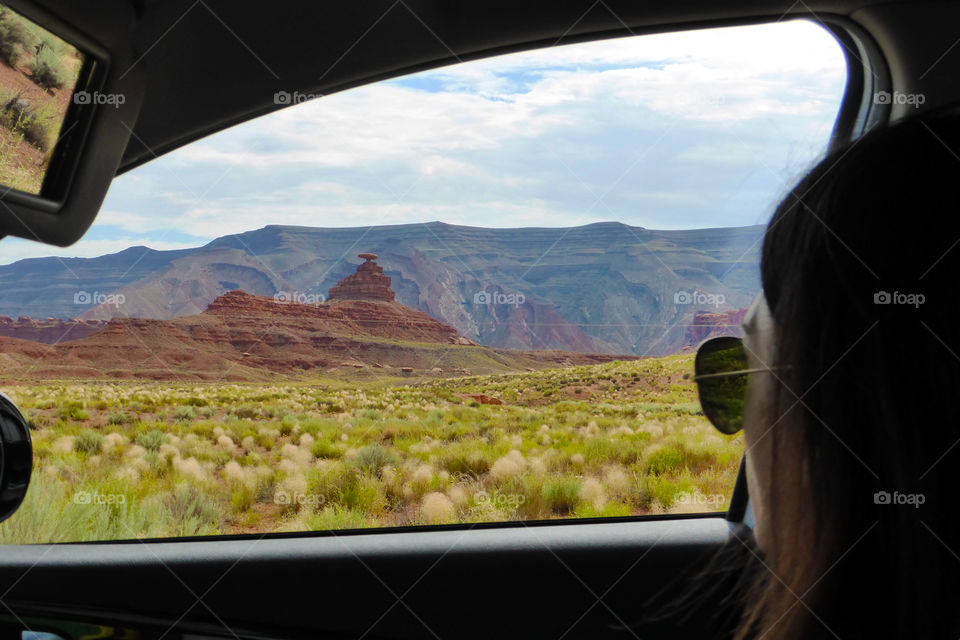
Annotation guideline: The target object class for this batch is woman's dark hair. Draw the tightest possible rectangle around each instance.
[743,106,960,638]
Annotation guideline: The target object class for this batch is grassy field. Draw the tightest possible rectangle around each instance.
[0,354,743,543]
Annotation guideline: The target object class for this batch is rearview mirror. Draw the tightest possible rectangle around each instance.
[0,0,144,246]
[0,4,86,195]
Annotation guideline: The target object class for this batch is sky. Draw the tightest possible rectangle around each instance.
[0,19,846,265]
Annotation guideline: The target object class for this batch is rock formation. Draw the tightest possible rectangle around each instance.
[207,289,459,343]
[0,288,635,382]
[684,308,748,346]
[0,315,107,344]
[328,253,395,302]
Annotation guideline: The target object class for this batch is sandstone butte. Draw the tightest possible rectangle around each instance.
[327,253,395,302]
[0,254,632,381]
[204,290,463,344]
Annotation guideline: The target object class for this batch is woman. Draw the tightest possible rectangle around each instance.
[692,108,960,638]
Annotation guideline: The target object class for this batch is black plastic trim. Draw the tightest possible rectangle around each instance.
[0,517,737,640]
[823,14,891,151]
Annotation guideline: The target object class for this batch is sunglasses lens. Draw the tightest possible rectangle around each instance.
[694,337,748,435]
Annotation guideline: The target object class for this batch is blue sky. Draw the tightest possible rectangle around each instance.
[1,19,846,264]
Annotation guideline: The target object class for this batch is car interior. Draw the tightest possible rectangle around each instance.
[0,0,953,638]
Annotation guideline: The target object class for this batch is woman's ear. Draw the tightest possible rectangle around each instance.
[743,294,777,370]
[741,292,780,552]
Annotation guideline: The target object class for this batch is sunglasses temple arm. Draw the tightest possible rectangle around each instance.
[692,367,779,381]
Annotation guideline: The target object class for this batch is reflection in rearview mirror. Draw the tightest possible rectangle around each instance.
[0,5,84,194]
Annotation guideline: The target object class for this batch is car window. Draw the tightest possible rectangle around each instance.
[0,19,846,542]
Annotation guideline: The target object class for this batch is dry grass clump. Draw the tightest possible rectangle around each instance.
[173,456,208,483]
[421,492,455,523]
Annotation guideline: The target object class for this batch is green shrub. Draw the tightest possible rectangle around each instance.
[172,405,196,422]
[573,501,632,519]
[514,475,549,518]
[281,413,298,427]
[314,463,359,504]
[164,484,221,535]
[583,437,641,466]
[0,13,36,68]
[338,476,381,511]
[645,445,684,475]
[74,429,104,454]
[57,402,89,422]
[135,429,167,452]
[230,404,259,419]
[16,113,52,152]
[278,414,297,435]
[350,444,399,477]
[683,447,719,473]
[256,432,276,450]
[300,506,370,531]
[230,485,253,513]
[319,400,344,414]
[262,404,287,419]
[357,408,382,421]
[542,478,581,514]
[0,27,21,67]
[442,449,490,478]
[310,439,340,459]
[107,412,128,425]
[25,51,65,91]
[644,476,683,509]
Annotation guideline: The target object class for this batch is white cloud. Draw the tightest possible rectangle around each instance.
[1,19,847,263]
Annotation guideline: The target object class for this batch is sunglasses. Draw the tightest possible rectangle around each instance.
[691,336,778,435]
